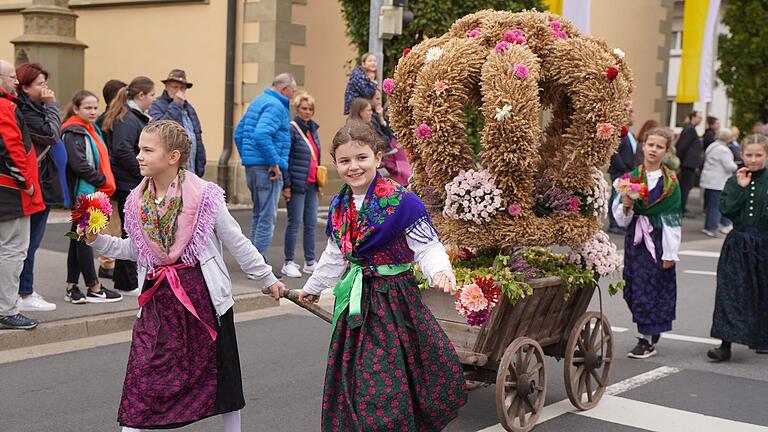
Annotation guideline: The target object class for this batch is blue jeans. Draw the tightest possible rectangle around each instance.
[284,182,318,263]
[19,207,49,296]
[246,165,283,263]
[704,189,722,231]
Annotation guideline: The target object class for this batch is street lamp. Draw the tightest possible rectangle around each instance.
[369,0,413,83]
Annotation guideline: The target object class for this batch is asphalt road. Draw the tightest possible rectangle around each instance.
[3,202,768,431]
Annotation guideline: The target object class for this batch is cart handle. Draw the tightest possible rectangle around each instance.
[262,286,333,324]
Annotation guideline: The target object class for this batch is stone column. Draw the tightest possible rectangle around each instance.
[11,0,87,104]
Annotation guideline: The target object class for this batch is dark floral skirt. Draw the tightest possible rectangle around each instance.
[710,228,768,349]
[623,217,677,335]
[118,265,244,429]
[322,270,467,431]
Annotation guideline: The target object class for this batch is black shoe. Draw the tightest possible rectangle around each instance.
[707,347,731,361]
[86,287,123,303]
[627,338,656,359]
[273,271,283,280]
[756,349,768,354]
[0,313,38,330]
[65,286,86,304]
[98,266,114,280]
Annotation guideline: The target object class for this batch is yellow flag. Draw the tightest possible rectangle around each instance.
[677,0,721,103]
[542,0,563,15]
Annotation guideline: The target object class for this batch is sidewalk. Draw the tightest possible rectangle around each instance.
[1,207,329,351]
[2,188,721,351]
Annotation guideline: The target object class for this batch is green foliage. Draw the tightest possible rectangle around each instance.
[338,0,546,78]
[521,248,595,299]
[717,1,768,132]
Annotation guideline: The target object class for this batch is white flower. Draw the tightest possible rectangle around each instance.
[613,48,625,59]
[425,47,444,63]
[494,104,513,121]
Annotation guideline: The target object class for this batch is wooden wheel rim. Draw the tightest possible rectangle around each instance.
[564,311,614,410]
[495,337,547,432]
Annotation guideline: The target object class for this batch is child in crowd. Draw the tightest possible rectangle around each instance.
[86,120,283,431]
[612,128,682,359]
[299,121,467,431]
[708,134,768,361]
[61,90,121,304]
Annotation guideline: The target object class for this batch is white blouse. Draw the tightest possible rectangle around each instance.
[611,169,682,261]
[302,194,452,295]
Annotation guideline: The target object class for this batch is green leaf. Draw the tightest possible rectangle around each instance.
[64,231,82,242]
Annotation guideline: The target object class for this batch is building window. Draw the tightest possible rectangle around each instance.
[675,103,693,127]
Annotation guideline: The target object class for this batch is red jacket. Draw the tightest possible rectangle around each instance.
[0,88,45,221]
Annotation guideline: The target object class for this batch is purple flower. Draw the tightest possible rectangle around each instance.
[416,123,432,139]
[467,28,481,38]
[382,78,396,94]
[507,202,522,217]
[513,63,529,79]
[466,309,490,326]
[494,41,510,53]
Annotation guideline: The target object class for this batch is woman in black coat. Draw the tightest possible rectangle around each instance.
[100,76,156,296]
[14,62,62,312]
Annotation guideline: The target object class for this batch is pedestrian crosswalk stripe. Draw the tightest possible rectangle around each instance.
[684,270,717,276]
[679,250,721,258]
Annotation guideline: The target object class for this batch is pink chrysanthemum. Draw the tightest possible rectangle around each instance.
[382,78,396,94]
[507,202,522,217]
[459,284,488,312]
[513,63,529,79]
[416,123,432,139]
[596,123,615,139]
[494,41,510,53]
[467,28,481,38]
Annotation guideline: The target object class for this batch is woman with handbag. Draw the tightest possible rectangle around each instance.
[281,92,326,278]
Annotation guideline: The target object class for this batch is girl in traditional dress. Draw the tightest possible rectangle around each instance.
[86,120,283,431]
[299,121,467,431]
[708,134,768,361]
[612,127,682,359]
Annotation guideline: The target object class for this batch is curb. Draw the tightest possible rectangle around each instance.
[0,293,278,352]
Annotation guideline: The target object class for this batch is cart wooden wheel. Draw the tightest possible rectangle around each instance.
[495,337,547,432]
[564,311,614,410]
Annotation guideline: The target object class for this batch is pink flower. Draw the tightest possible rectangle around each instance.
[503,29,526,45]
[382,78,396,94]
[459,284,488,312]
[596,123,615,139]
[550,20,562,31]
[513,63,529,79]
[553,30,568,40]
[433,80,447,95]
[467,28,481,38]
[494,41,510,53]
[416,123,432,139]
[625,100,633,112]
[569,196,580,212]
[507,203,522,217]
[374,181,397,198]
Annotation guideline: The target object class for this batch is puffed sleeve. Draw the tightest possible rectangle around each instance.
[661,225,681,261]
[302,238,349,295]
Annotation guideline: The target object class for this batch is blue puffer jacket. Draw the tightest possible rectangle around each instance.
[284,117,320,194]
[234,88,290,169]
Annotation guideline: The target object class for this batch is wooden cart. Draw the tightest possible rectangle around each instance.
[270,275,613,432]
[422,276,613,431]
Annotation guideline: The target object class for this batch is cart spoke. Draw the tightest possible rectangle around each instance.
[593,333,611,351]
[585,373,594,402]
[522,346,534,370]
[507,394,520,421]
[505,393,516,410]
[529,362,543,376]
[576,336,588,354]
[534,384,545,392]
[602,356,612,363]
[572,364,585,388]
[589,319,602,347]
[571,356,585,364]
[518,396,527,427]
[524,394,538,414]
[577,367,587,397]
[590,369,605,388]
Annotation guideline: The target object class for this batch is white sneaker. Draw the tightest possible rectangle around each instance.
[281,261,302,278]
[117,287,142,297]
[303,261,317,274]
[18,292,57,312]
[701,229,718,238]
[718,225,733,235]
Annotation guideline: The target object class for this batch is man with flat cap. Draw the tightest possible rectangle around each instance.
[149,68,206,176]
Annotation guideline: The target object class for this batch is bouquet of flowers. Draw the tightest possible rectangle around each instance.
[455,276,502,326]
[614,173,648,201]
[443,169,504,224]
[577,168,610,219]
[65,192,112,241]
